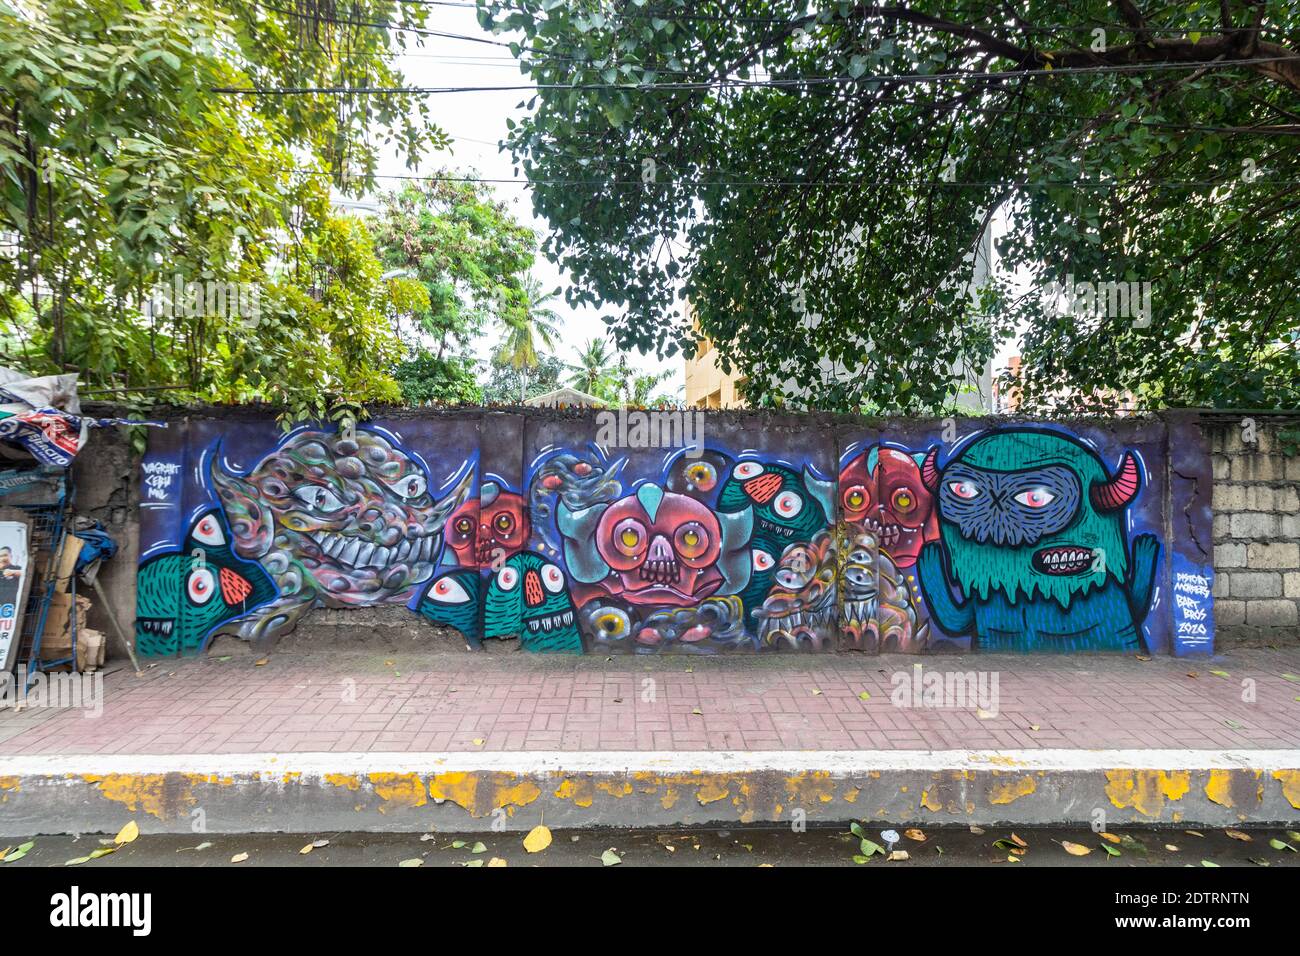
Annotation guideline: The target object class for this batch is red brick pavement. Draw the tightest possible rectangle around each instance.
[2,648,1298,756]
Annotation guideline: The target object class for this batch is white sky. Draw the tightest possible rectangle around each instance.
[362,6,685,397]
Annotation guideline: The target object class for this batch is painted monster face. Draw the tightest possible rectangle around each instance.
[483,551,581,653]
[445,485,529,568]
[921,429,1142,604]
[838,454,875,524]
[416,568,481,642]
[717,460,834,551]
[212,430,470,606]
[559,484,753,607]
[838,446,937,568]
[135,510,276,655]
[874,447,937,566]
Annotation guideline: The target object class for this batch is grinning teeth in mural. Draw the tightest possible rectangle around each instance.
[137,416,1194,656]
[210,428,472,645]
[753,529,838,649]
[483,550,582,653]
[135,510,277,655]
[914,428,1160,652]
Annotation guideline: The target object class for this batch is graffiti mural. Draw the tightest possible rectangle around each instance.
[136,413,1200,656]
[914,428,1160,652]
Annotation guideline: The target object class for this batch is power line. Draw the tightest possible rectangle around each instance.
[213,54,1300,94]
[388,0,1293,39]
[293,167,1300,191]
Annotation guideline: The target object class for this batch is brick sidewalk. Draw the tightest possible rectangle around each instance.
[2,648,1299,756]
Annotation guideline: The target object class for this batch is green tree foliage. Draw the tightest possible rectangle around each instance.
[493,276,562,401]
[481,352,564,403]
[565,336,619,398]
[371,178,537,361]
[0,0,444,419]
[481,0,1300,412]
[393,353,483,405]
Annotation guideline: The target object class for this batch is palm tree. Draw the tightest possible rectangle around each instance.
[627,369,672,406]
[565,337,617,398]
[494,277,561,403]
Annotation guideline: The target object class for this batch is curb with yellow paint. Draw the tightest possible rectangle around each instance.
[1,750,1298,835]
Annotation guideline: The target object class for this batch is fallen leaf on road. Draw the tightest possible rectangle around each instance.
[1201,860,1220,867]
[601,848,622,866]
[523,825,552,853]
[1185,830,1205,838]
[1209,669,1230,678]
[810,689,821,696]
[858,691,870,701]
[904,828,926,842]
[969,825,985,835]
[254,658,269,666]
[115,821,139,845]
[1,841,34,863]
[470,842,487,854]
[1268,838,1296,852]
[487,857,508,867]
[230,852,249,863]
[472,739,485,746]
[1099,832,1120,844]
[1165,844,1179,852]
[1101,844,1121,858]
[1061,841,1091,856]
[1225,829,1252,842]
[398,858,423,867]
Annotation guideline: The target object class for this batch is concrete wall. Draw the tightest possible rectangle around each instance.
[1206,415,1300,639]
[108,407,1233,658]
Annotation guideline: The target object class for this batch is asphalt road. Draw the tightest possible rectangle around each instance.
[3,824,1298,867]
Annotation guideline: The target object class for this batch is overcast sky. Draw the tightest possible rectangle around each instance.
[362,5,686,397]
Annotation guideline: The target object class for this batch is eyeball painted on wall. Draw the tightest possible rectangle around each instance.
[416,568,482,643]
[666,450,731,499]
[483,551,582,653]
[135,509,277,656]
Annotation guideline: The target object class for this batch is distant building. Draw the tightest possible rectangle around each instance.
[524,386,607,409]
[683,327,747,409]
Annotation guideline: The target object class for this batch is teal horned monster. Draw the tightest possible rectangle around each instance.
[135,510,277,655]
[483,550,582,653]
[416,569,482,645]
[915,428,1160,652]
[716,459,836,626]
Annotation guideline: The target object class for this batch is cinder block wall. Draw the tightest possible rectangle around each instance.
[1206,416,1300,639]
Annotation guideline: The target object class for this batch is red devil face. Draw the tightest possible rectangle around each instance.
[875,448,937,566]
[595,487,724,606]
[838,455,875,524]
[446,490,530,567]
[838,447,938,568]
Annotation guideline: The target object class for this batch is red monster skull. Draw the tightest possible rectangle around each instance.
[838,453,875,524]
[838,446,938,568]
[595,486,723,606]
[446,484,530,568]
